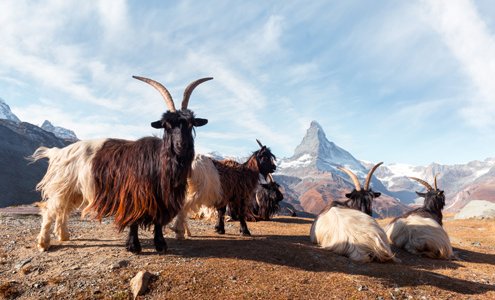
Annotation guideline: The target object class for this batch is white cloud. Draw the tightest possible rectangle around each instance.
[420,0,495,128]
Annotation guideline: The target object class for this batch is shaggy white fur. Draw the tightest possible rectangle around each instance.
[385,214,454,259]
[170,154,222,239]
[310,207,397,263]
[29,139,107,251]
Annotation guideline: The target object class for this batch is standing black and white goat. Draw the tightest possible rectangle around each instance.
[171,140,277,239]
[30,76,212,253]
[385,175,455,259]
[310,163,398,263]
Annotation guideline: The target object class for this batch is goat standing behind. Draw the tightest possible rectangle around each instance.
[171,140,277,238]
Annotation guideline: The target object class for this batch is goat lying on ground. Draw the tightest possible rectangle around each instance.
[30,76,211,253]
[171,140,277,239]
[385,175,455,259]
[310,163,398,263]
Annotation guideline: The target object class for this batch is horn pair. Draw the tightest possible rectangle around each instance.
[409,174,439,191]
[133,76,213,112]
[338,162,383,191]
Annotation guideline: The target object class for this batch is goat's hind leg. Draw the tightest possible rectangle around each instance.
[214,206,226,234]
[153,223,167,253]
[53,199,76,241]
[237,201,251,236]
[37,202,57,252]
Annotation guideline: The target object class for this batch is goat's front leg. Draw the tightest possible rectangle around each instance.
[215,206,226,234]
[171,211,187,240]
[153,223,167,253]
[125,223,142,254]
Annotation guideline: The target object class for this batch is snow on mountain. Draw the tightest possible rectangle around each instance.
[0,98,21,123]
[41,120,78,142]
[278,121,365,178]
[370,157,495,209]
[276,121,409,217]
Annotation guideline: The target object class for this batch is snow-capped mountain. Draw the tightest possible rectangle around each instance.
[0,98,21,123]
[278,121,365,177]
[41,120,78,142]
[276,121,409,217]
[372,158,495,210]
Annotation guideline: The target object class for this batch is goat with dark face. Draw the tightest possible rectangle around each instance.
[253,174,284,220]
[213,139,277,236]
[229,174,284,221]
[329,162,383,215]
[310,162,398,263]
[385,175,454,259]
[31,76,211,253]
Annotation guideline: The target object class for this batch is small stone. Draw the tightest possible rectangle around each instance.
[15,257,33,270]
[130,271,152,299]
[71,265,80,270]
[111,260,129,270]
[471,241,481,247]
[358,285,368,291]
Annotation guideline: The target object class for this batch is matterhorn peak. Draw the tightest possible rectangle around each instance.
[278,121,365,176]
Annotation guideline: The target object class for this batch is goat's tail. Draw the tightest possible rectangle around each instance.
[28,146,59,163]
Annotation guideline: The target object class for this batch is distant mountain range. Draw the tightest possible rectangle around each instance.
[1,98,493,215]
[275,121,495,217]
[0,98,77,207]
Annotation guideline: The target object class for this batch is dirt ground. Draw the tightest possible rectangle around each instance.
[0,206,494,299]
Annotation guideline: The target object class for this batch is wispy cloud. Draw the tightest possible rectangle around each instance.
[420,0,495,129]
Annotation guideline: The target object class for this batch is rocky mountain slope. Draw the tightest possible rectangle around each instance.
[372,158,495,211]
[275,121,495,215]
[0,99,74,208]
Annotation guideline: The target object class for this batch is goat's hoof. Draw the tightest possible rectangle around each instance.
[215,226,225,234]
[37,240,49,252]
[58,233,70,241]
[126,242,142,254]
[37,244,49,252]
[241,230,251,236]
[155,244,167,254]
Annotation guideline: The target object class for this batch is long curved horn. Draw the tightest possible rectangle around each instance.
[434,174,439,190]
[364,162,383,190]
[182,77,213,109]
[409,177,433,191]
[338,166,361,191]
[133,76,176,112]
[267,173,274,183]
[256,139,264,148]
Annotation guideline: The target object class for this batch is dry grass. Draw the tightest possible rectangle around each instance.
[0,210,494,299]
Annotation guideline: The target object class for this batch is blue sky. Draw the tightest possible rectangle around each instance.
[1,0,495,165]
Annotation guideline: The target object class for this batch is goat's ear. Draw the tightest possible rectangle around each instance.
[373,192,381,198]
[151,120,163,129]
[416,191,426,198]
[194,118,208,127]
[438,190,444,196]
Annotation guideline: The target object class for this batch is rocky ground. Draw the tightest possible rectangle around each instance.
[0,206,494,299]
